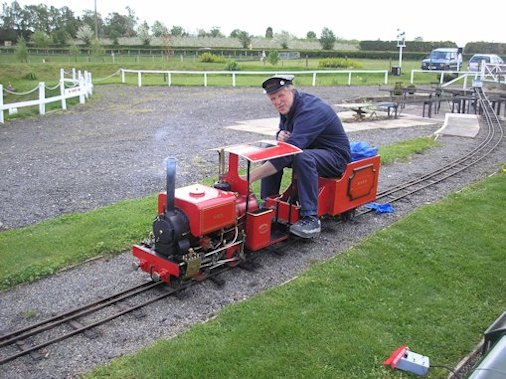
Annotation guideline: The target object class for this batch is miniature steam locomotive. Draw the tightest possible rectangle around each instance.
[132,140,380,286]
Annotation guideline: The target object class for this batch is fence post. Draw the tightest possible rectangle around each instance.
[232,72,236,87]
[72,68,76,81]
[84,71,90,98]
[348,72,352,86]
[204,73,207,87]
[88,71,93,96]
[0,84,4,124]
[60,79,67,110]
[168,73,171,86]
[312,72,316,86]
[121,69,125,83]
[137,71,142,87]
[38,82,45,115]
[79,74,85,104]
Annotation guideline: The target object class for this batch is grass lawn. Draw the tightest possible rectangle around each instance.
[0,137,438,290]
[84,170,505,379]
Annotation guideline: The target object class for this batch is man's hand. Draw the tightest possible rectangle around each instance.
[277,130,291,142]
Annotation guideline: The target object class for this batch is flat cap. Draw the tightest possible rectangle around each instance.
[262,75,295,94]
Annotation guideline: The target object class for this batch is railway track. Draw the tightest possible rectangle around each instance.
[0,87,502,367]
[358,86,503,216]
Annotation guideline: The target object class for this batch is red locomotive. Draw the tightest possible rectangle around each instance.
[132,140,380,285]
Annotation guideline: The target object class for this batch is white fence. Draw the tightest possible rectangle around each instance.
[120,68,390,88]
[410,63,506,88]
[0,68,93,124]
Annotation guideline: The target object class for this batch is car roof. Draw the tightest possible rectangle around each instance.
[470,54,500,58]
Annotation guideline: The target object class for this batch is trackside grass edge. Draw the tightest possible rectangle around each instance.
[86,170,505,379]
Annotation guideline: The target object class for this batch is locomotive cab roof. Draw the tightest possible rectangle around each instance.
[213,140,302,163]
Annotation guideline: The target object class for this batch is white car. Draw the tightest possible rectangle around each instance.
[467,54,504,72]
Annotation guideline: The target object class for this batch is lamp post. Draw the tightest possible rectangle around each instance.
[396,29,405,69]
[94,0,98,38]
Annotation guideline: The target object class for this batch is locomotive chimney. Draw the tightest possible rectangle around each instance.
[166,157,177,214]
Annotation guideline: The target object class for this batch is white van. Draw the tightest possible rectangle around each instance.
[421,48,462,71]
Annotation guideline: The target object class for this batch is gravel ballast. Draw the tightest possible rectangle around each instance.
[0,85,504,378]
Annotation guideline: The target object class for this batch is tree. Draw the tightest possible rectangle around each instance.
[104,7,137,37]
[306,31,316,39]
[31,29,51,49]
[15,35,28,62]
[58,6,79,38]
[81,9,103,37]
[267,51,280,66]
[265,27,273,39]
[319,27,336,50]
[137,21,151,46]
[76,24,94,46]
[152,20,168,37]
[209,26,223,38]
[68,40,80,62]
[90,37,104,60]
[235,30,252,49]
[229,29,241,38]
[2,1,30,39]
[52,28,70,45]
[274,31,292,49]
[170,25,185,37]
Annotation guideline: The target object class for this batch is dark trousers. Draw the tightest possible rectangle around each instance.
[261,149,344,217]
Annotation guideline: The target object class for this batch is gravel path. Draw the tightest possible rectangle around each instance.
[0,85,504,378]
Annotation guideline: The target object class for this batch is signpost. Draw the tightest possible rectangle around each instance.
[397,29,406,70]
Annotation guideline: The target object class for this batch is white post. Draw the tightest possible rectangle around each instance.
[121,69,125,83]
[0,84,4,124]
[88,72,93,96]
[396,29,406,74]
[60,68,64,82]
[60,79,67,110]
[168,73,172,87]
[38,82,45,115]
[204,73,207,87]
[312,72,316,86]
[137,71,142,87]
[232,72,236,87]
[72,68,76,81]
[79,74,85,104]
[348,72,352,86]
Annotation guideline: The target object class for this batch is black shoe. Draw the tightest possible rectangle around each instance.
[289,216,321,239]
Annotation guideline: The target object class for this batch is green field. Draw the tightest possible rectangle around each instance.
[0,54,470,122]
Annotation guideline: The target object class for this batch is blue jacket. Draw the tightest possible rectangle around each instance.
[277,90,351,166]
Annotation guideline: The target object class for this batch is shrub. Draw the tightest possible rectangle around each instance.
[267,51,280,66]
[199,52,226,63]
[318,58,362,69]
[225,60,240,71]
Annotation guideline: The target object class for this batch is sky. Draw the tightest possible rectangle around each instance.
[12,0,505,47]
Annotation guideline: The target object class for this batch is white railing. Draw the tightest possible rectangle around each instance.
[410,63,506,88]
[120,68,389,88]
[0,68,93,124]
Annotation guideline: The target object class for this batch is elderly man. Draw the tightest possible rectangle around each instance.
[248,74,351,238]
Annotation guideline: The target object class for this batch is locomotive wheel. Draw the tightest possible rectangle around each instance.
[339,209,356,222]
[226,248,242,267]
